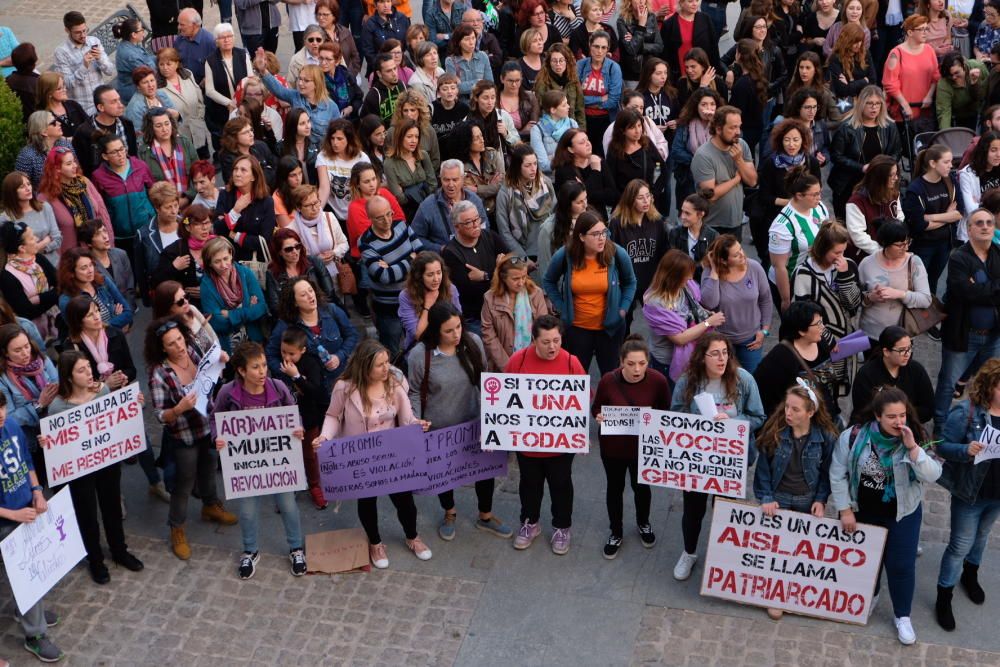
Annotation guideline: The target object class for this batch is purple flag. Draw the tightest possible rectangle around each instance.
[318,425,429,500]
[415,421,508,496]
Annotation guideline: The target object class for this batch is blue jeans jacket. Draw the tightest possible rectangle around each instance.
[265,303,360,392]
[938,399,997,505]
[753,425,835,505]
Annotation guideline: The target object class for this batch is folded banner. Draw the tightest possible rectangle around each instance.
[40,383,145,485]
[480,373,590,453]
[701,499,887,625]
[216,406,307,500]
[830,330,871,363]
[0,488,86,614]
[637,408,749,499]
[415,421,507,496]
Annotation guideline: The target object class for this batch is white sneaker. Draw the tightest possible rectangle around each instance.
[895,616,916,645]
[673,552,698,580]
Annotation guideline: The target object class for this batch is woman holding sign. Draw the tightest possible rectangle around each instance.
[753,380,838,619]
[213,341,308,580]
[592,334,670,559]
[670,332,766,581]
[935,359,1000,631]
[407,302,513,542]
[43,351,144,584]
[313,339,432,569]
[830,386,942,645]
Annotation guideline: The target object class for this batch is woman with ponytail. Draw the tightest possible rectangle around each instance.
[767,167,828,313]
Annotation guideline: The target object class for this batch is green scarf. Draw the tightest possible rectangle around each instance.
[849,422,916,503]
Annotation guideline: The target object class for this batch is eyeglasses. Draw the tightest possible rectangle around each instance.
[585,229,610,238]
[156,320,179,336]
[506,256,527,266]
[971,217,996,227]
[318,56,336,62]
[801,104,818,111]
[104,147,127,155]
[705,350,729,359]
[808,320,824,328]
[890,346,913,355]
[48,118,60,126]
[864,101,883,107]
[174,297,188,307]
[891,239,912,248]
[282,243,303,253]
[456,216,482,227]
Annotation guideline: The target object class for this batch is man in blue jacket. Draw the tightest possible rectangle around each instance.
[411,160,489,251]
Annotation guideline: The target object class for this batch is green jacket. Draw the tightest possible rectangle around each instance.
[936,59,990,129]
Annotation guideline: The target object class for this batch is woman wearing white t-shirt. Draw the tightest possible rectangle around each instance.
[767,168,829,313]
[316,118,370,223]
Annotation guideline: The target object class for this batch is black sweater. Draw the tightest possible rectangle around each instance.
[850,356,934,425]
[942,242,1000,352]
[0,255,58,320]
[64,326,137,383]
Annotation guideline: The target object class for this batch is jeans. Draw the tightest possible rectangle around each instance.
[69,463,126,566]
[911,241,950,297]
[856,503,922,618]
[240,491,303,553]
[168,437,221,527]
[137,446,161,485]
[517,453,574,528]
[339,0,365,39]
[733,336,763,374]
[438,478,495,514]
[563,325,623,377]
[938,495,1000,587]
[934,332,1000,429]
[772,491,814,514]
[681,491,710,554]
[0,522,47,638]
[217,0,233,22]
[357,492,418,544]
[700,1,727,35]
[602,455,651,536]
[465,319,482,337]
[372,301,404,361]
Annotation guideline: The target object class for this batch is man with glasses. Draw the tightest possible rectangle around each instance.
[934,208,1000,433]
[442,200,510,335]
[175,8,215,84]
[53,11,114,116]
[411,159,490,251]
[72,85,138,178]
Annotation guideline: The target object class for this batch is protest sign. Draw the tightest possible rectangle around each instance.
[480,372,590,453]
[192,342,224,416]
[700,499,887,625]
[600,406,643,436]
[40,383,145,485]
[216,406,306,500]
[974,424,1000,464]
[637,409,749,498]
[0,488,86,614]
[415,421,508,495]
[305,528,370,574]
[318,425,429,500]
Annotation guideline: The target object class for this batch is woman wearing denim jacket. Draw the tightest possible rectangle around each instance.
[830,386,942,646]
[934,359,1000,631]
[670,332,766,582]
[753,380,837,620]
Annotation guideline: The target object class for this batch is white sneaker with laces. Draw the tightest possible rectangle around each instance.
[895,616,916,645]
[673,552,698,580]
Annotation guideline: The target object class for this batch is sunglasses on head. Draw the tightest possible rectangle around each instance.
[156,320,179,337]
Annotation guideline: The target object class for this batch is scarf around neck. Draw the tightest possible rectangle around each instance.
[774,151,806,170]
[849,422,916,503]
[7,356,47,400]
[82,328,114,377]
[212,266,244,309]
[6,255,47,301]
[60,177,94,229]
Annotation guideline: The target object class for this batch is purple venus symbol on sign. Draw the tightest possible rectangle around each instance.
[484,377,501,406]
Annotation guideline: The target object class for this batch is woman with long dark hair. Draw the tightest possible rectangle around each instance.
[498,61,540,143]
[606,109,664,192]
[455,120,505,217]
[610,178,667,328]
[0,323,57,465]
[265,227,337,314]
[280,107,319,186]
[214,154,276,263]
[272,156,306,229]
[670,87,721,207]
[551,128,619,214]
[826,23,876,112]
[153,204,216,309]
[316,118,371,223]
[728,38,768,154]
[959,131,1000,235]
[538,181,588,278]
[398,251,462,351]
[0,221,59,340]
[496,144,557,267]
[904,145,962,296]
[384,119,438,221]
[57,247,133,331]
[674,48,727,111]
[844,155,904,262]
[533,44,586,128]
[666,194,717,280]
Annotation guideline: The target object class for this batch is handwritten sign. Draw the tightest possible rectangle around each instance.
[974,424,1000,464]
[318,425,429,500]
[0,488,86,614]
[415,421,508,495]
[638,409,749,499]
[40,383,145,485]
[305,528,370,574]
[701,499,887,625]
[216,406,307,499]
[600,406,643,436]
[192,342,224,416]
[480,373,590,453]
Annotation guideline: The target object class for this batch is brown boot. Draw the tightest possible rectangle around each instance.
[170,526,191,560]
[201,502,238,525]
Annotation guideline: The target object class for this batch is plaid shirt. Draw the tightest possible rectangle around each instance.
[150,347,210,445]
[52,36,115,116]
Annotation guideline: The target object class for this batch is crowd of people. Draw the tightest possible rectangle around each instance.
[3,0,1000,660]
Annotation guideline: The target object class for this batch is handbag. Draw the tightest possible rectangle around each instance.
[239,235,271,288]
[898,256,946,336]
[335,258,357,295]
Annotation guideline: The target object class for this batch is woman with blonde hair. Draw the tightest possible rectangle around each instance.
[36,71,87,138]
[157,46,210,159]
[253,51,340,146]
[200,236,268,352]
[481,255,550,370]
[387,90,441,171]
[14,111,71,190]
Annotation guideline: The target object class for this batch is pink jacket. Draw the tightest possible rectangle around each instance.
[39,177,114,252]
[320,378,418,439]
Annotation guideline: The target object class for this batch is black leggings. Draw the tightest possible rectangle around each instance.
[602,456,650,537]
[357,492,418,544]
[681,491,711,554]
[69,463,126,565]
[438,478,495,514]
[518,453,574,528]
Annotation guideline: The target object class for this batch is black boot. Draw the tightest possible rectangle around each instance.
[961,562,986,604]
[935,586,956,631]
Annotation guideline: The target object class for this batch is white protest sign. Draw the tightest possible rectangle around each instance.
[694,392,718,418]
[638,409,749,498]
[40,383,145,485]
[192,342,224,416]
[974,424,1000,464]
[216,405,307,499]
[0,488,86,614]
[600,406,643,436]
[481,373,590,453]
[700,499,887,625]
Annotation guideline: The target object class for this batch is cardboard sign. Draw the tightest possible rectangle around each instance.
[318,425,429,500]
[216,406,307,500]
[415,421,508,495]
[0,488,86,614]
[192,342,224,416]
[305,528,370,574]
[40,383,145,485]
[700,499,887,625]
[637,409,750,498]
[974,424,1000,464]
[480,373,590,453]
[600,406,643,436]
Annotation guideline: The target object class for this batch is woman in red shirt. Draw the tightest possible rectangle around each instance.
[883,14,941,142]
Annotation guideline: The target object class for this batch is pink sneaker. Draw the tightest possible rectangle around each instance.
[513,520,541,550]
[551,528,572,555]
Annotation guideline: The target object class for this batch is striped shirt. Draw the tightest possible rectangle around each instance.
[767,202,828,283]
[359,221,425,305]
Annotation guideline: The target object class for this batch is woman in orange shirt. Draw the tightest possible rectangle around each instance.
[883,14,941,142]
[542,210,637,374]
